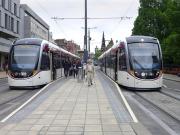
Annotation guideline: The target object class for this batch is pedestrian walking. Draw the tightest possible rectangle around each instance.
[63,60,70,78]
[73,62,78,78]
[83,63,87,80]
[86,59,94,86]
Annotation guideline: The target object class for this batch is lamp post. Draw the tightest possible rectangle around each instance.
[87,27,97,55]
[82,26,97,55]
[83,0,88,63]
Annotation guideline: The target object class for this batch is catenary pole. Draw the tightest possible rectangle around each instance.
[84,0,88,63]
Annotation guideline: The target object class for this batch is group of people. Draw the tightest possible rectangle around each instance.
[63,59,95,86]
[63,60,81,78]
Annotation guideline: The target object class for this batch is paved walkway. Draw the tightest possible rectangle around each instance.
[0,74,138,135]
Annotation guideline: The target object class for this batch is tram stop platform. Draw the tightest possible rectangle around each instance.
[0,70,152,135]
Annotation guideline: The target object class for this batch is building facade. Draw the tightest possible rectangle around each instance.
[0,0,21,71]
[66,40,80,55]
[20,4,49,40]
[55,39,81,55]
[55,39,68,50]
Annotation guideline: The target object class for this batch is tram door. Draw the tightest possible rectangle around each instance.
[50,52,57,80]
[105,57,107,74]
[52,53,57,80]
[115,51,118,81]
[50,53,53,81]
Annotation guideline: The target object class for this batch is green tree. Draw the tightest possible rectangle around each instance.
[132,0,180,65]
[132,0,170,41]
[94,48,102,60]
[106,38,114,50]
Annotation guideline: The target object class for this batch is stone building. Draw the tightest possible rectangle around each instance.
[20,4,50,40]
[0,0,21,71]
[55,39,81,55]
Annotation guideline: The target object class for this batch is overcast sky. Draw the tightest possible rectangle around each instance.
[21,0,140,52]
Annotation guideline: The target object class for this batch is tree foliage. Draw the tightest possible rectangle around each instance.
[94,48,102,60]
[106,38,114,50]
[132,0,180,65]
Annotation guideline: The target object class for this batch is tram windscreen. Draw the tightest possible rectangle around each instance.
[10,45,40,70]
[128,43,161,70]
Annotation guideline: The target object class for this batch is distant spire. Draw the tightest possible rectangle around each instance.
[106,38,114,49]
[101,32,106,52]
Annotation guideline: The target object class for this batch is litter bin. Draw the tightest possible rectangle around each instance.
[77,67,83,82]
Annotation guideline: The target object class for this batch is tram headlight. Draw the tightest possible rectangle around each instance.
[10,72,15,77]
[149,72,153,76]
[156,71,160,77]
[15,72,19,76]
[21,72,27,77]
[141,72,146,77]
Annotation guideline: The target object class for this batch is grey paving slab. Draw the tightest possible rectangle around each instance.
[51,119,69,126]
[45,132,64,135]
[102,124,121,132]
[65,131,84,135]
[84,132,103,135]
[85,125,102,132]
[66,126,84,132]
[0,73,138,135]
[103,132,123,135]
[12,124,33,131]
[48,126,66,132]
[7,131,28,135]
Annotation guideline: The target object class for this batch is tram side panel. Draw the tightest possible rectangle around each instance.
[106,54,111,77]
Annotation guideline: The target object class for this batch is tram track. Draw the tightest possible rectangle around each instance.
[123,90,180,135]
[160,89,180,101]
[161,79,180,101]
[0,89,39,121]
[163,78,180,83]
[0,78,8,87]
[0,77,41,121]
[0,90,36,108]
[134,91,180,124]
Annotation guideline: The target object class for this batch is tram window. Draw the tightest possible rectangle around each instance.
[40,52,50,70]
[119,48,127,70]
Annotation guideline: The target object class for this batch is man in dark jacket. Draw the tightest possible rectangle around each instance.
[63,60,70,78]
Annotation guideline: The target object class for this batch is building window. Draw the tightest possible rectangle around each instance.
[5,14,8,29]
[14,3,17,16]
[8,16,11,30]
[119,47,127,71]
[0,10,1,27]
[17,20,19,34]
[2,0,5,8]
[40,52,50,70]
[11,17,14,32]
[8,0,12,12]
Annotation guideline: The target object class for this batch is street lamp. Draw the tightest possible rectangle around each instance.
[87,27,97,54]
[82,27,97,54]
[83,0,88,63]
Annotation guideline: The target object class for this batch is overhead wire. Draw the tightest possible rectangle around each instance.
[31,0,136,47]
[35,0,70,39]
[109,0,135,37]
